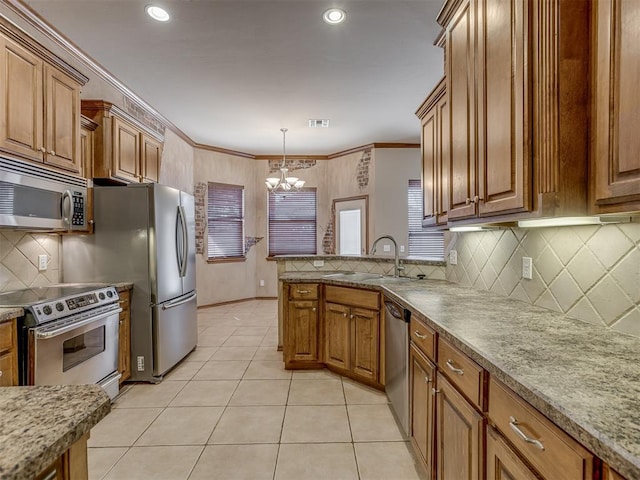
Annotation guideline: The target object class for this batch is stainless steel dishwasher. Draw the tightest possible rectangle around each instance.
[384,298,410,437]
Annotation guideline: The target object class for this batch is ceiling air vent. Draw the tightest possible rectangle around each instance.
[308,119,329,128]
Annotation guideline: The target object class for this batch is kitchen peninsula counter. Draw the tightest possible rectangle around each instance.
[0,307,23,321]
[0,384,110,479]
[280,272,640,479]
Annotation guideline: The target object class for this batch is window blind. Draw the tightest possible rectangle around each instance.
[408,179,444,259]
[208,182,245,259]
[268,189,317,256]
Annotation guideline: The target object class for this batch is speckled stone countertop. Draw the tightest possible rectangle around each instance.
[275,254,446,266]
[111,282,133,292]
[0,385,110,480]
[0,307,22,322]
[280,272,640,479]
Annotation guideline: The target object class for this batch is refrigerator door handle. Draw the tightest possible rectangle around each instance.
[175,206,184,275]
[178,205,188,278]
[162,292,197,310]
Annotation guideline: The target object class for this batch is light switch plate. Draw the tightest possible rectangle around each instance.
[383,245,391,252]
[38,255,48,271]
[522,257,533,280]
[449,250,458,265]
[400,245,405,253]
[313,260,324,267]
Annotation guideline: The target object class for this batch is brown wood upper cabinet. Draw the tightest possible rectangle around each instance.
[434,0,589,224]
[81,100,163,184]
[591,0,640,214]
[0,24,86,176]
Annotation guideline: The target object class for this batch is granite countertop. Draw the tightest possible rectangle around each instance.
[274,254,446,266]
[0,307,23,322]
[280,272,640,479]
[112,282,134,292]
[0,385,111,479]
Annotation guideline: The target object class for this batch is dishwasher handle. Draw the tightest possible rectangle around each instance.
[384,300,410,323]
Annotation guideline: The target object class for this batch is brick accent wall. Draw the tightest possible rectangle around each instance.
[356,150,371,191]
[194,182,207,255]
[268,158,317,174]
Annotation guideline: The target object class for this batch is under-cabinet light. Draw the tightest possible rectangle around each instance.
[517,216,631,228]
[449,226,498,232]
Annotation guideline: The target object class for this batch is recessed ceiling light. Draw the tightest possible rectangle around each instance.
[146,5,170,22]
[323,8,346,25]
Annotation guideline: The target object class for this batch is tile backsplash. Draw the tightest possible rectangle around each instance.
[446,222,640,337]
[0,231,60,291]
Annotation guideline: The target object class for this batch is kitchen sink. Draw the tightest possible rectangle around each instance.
[322,271,385,281]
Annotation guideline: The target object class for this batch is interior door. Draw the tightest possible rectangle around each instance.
[150,184,182,304]
[334,196,368,255]
[180,191,196,294]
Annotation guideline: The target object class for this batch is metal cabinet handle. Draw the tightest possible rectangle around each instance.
[473,195,479,203]
[297,290,310,294]
[414,330,427,339]
[350,314,354,319]
[509,416,545,450]
[466,198,471,205]
[424,376,431,384]
[0,370,3,377]
[445,359,464,375]
[50,150,56,156]
[343,313,348,317]
[312,307,316,312]
[40,147,46,153]
[432,388,440,394]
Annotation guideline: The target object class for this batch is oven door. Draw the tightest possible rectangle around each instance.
[30,306,120,388]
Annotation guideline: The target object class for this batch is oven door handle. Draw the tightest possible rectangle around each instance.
[34,307,122,339]
[162,292,197,310]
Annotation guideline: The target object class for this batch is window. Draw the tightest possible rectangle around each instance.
[208,182,245,260]
[408,179,444,259]
[269,189,317,256]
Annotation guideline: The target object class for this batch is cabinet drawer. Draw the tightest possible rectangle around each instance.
[0,350,16,386]
[0,319,15,352]
[437,337,485,410]
[410,316,436,361]
[289,283,319,300]
[325,285,379,310]
[489,378,595,480]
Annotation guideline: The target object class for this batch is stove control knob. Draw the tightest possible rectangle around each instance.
[43,305,52,315]
[56,302,64,312]
[106,290,114,298]
[99,292,106,300]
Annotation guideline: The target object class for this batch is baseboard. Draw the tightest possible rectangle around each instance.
[197,296,278,309]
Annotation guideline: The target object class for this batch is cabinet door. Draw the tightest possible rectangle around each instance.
[0,36,43,161]
[422,104,438,226]
[118,290,131,383]
[325,302,351,371]
[350,307,379,382]
[141,133,161,183]
[410,344,436,475]
[477,0,529,216]
[591,0,640,211]
[436,93,450,225]
[80,125,93,179]
[436,374,484,480]
[286,299,319,364]
[446,0,477,220]
[112,116,140,182]
[44,65,81,174]
[0,351,16,386]
[486,426,539,480]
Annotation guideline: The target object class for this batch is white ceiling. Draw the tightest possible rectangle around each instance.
[25,0,444,156]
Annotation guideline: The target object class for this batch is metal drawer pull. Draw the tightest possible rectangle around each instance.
[424,376,431,384]
[509,416,545,451]
[414,330,427,339]
[445,359,464,375]
[432,388,440,394]
[0,370,3,377]
[297,290,310,294]
[312,307,316,312]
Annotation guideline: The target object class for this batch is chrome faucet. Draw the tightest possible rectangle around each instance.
[370,235,404,277]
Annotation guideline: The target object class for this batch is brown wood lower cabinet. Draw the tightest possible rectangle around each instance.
[436,373,484,480]
[410,343,436,477]
[118,289,131,384]
[35,433,89,480]
[325,302,351,371]
[486,426,539,480]
[0,318,18,386]
[285,299,320,368]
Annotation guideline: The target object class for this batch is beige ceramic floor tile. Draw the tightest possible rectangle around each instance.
[136,407,224,446]
[208,406,285,444]
[343,378,390,404]
[252,347,283,361]
[281,405,352,443]
[348,404,406,442]
[291,368,341,380]
[197,334,231,347]
[223,335,265,347]
[355,442,425,480]
[192,360,249,380]
[163,361,204,381]
[189,444,278,480]
[113,381,187,408]
[200,326,238,337]
[87,447,127,480]
[243,360,292,380]
[88,408,162,447]
[275,443,358,480]
[233,326,269,336]
[211,346,258,360]
[229,379,291,406]
[184,347,217,362]
[287,379,345,405]
[103,446,203,480]
[169,380,239,407]
[260,336,278,347]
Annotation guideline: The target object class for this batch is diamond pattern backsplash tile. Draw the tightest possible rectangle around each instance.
[0,232,60,292]
[446,223,640,338]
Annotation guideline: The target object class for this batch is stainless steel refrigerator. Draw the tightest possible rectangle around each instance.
[62,183,197,382]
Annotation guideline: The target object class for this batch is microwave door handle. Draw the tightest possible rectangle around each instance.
[175,206,183,275]
[61,190,72,231]
[178,205,188,277]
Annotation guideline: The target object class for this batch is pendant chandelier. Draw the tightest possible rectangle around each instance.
[265,128,305,192]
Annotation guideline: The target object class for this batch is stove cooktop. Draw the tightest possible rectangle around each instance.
[0,284,109,306]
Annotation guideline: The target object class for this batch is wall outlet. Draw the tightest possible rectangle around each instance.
[38,254,48,271]
[383,244,391,252]
[259,279,265,287]
[400,245,405,253]
[522,257,533,280]
[449,249,458,265]
[313,260,324,267]
[137,356,145,371]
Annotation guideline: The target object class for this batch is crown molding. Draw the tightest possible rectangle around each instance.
[327,143,419,159]
[193,143,256,159]
[415,77,446,119]
[255,155,329,161]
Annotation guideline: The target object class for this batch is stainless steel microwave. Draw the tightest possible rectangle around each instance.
[0,157,88,231]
